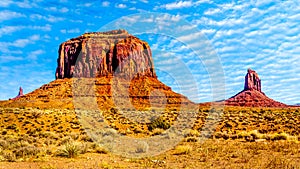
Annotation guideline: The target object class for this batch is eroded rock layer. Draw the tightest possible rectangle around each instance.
[55,29,156,79]
[244,68,262,92]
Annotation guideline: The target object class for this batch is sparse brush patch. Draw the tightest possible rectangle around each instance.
[148,117,170,131]
[151,128,164,136]
[40,164,57,169]
[3,151,16,162]
[56,142,80,158]
[135,141,149,153]
[264,156,295,169]
[173,145,192,155]
[94,146,108,154]
[184,129,200,137]
[271,132,288,141]
[14,145,40,159]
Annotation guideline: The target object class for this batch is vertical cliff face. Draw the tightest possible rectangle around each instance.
[244,68,261,92]
[226,69,287,107]
[55,29,156,79]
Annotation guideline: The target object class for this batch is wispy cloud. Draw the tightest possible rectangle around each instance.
[45,7,69,13]
[60,28,80,34]
[159,1,193,10]
[139,0,148,3]
[115,3,127,9]
[0,56,24,63]
[28,49,45,60]
[30,14,65,23]
[102,1,110,7]
[0,24,51,37]
[0,0,13,7]
[0,10,25,22]
[0,35,40,53]
[156,0,211,10]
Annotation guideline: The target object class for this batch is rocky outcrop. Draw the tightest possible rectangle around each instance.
[10,87,24,100]
[55,29,156,79]
[244,68,262,92]
[226,69,287,107]
[2,30,193,109]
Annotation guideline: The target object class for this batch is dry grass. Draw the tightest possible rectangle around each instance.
[0,106,300,168]
[173,145,192,155]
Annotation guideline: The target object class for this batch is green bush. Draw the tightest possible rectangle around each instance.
[56,142,80,158]
[147,117,170,131]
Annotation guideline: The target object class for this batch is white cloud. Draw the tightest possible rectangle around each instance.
[0,10,25,22]
[161,1,193,10]
[28,49,45,60]
[102,1,110,7]
[14,1,34,8]
[0,24,51,37]
[45,7,69,13]
[82,3,93,7]
[60,28,80,34]
[139,0,148,3]
[13,35,40,48]
[156,0,212,10]
[204,8,222,15]
[0,26,24,37]
[30,14,65,22]
[0,0,13,7]
[0,56,24,63]
[0,35,40,53]
[116,3,127,9]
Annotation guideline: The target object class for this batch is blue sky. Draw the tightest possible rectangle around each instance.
[0,0,300,105]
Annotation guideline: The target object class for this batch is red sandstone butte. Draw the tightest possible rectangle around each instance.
[55,29,156,79]
[226,69,287,107]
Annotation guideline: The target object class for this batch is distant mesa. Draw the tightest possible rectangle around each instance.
[226,69,287,107]
[55,29,156,79]
[10,87,24,100]
[2,30,192,109]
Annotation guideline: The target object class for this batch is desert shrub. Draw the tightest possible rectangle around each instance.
[1,130,7,135]
[173,145,192,155]
[151,128,164,136]
[40,164,57,169]
[271,132,288,141]
[80,142,89,154]
[135,141,149,153]
[148,117,170,131]
[3,151,16,162]
[184,129,200,137]
[14,145,40,158]
[264,156,295,169]
[56,142,80,158]
[95,146,108,154]
[110,108,118,114]
[32,111,42,118]
[57,136,72,146]
[0,140,9,149]
[185,137,198,142]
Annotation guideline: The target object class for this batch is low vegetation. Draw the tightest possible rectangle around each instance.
[0,106,300,168]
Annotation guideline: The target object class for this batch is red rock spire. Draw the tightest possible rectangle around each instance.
[11,87,24,100]
[244,68,261,92]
